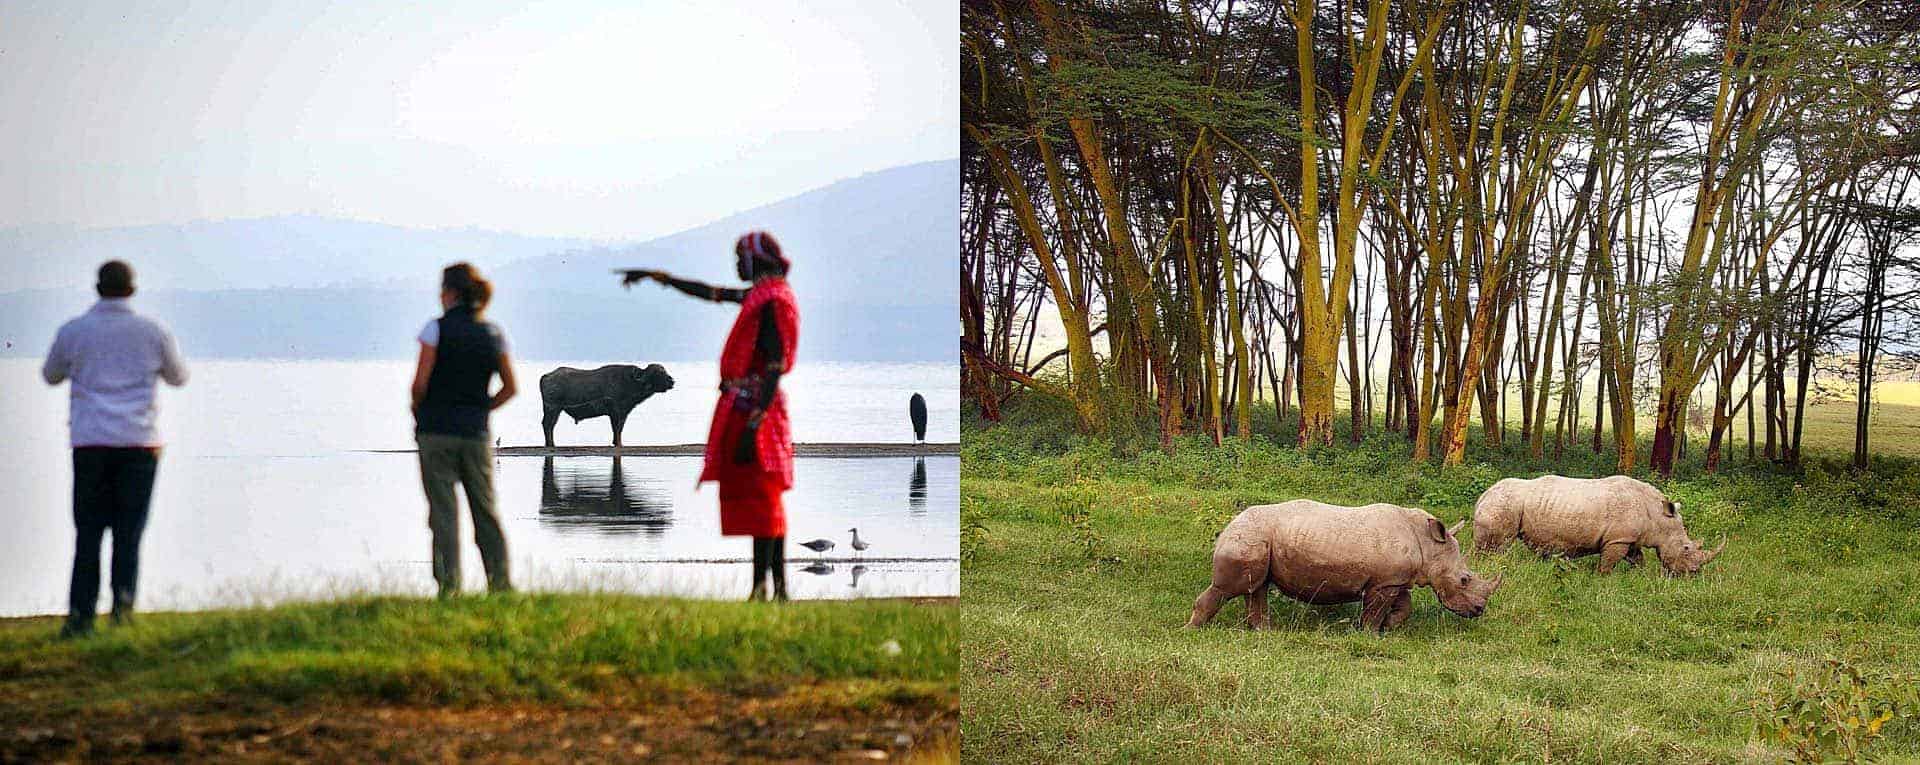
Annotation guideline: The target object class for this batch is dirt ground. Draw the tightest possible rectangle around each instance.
[0,681,956,763]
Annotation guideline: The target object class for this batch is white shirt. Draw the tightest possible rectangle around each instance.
[41,298,189,447]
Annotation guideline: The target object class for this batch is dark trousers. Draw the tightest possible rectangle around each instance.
[69,447,159,626]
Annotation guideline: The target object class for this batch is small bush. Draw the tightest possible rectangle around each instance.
[1751,655,1920,764]
[960,497,990,565]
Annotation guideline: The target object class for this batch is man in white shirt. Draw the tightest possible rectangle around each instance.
[41,261,188,638]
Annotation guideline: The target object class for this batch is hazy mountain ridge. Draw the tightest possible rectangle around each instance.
[491,161,960,310]
[0,161,957,362]
[0,216,609,292]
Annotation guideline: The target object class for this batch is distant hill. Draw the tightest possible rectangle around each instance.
[0,216,605,292]
[0,161,957,363]
[490,161,959,310]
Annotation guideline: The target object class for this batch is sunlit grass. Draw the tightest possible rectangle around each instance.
[1,593,955,713]
[959,401,1920,763]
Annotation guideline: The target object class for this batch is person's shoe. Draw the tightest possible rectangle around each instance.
[57,619,94,641]
[748,583,769,602]
[109,608,135,628]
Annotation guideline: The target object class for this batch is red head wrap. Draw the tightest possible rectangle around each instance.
[735,230,789,274]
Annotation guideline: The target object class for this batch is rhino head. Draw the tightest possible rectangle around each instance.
[1422,518,1502,618]
[1651,501,1725,576]
[633,363,675,394]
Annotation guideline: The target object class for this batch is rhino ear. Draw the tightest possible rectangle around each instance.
[1427,518,1449,544]
[1665,501,1680,518]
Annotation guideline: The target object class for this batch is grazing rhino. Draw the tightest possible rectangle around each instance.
[1188,500,1502,633]
[1471,474,1724,576]
[539,364,675,447]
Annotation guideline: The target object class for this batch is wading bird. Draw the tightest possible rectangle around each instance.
[799,538,835,559]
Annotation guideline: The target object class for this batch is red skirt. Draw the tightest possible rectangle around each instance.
[717,473,786,537]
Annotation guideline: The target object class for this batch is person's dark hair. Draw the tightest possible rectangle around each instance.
[441,262,493,310]
[97,260,135,298]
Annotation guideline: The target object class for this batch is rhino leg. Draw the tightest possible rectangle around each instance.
[1360,585,1411,633]
[1623,545,1644,567]
[1380,588,1413,631]
[1188,546,1265,628]
[1596,542,1633,574]
[1243,582,1271,630]
[1187,585,1231,628]
[542,407,560,448]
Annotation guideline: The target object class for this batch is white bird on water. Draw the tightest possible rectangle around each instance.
[799,538,835,559]
[849,528,870,558]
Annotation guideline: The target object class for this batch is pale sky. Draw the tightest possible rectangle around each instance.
[0,0,957,240]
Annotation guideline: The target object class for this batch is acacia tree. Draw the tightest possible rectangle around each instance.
[1428,10,1608,466]
[957,0,1920,478]
[1280,0,1445,445]
[1646,0,1896,476]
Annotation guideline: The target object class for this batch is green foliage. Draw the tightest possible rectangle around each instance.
[1035,48,1296,142]
[1752,655,1920,764]
[961,497,991,565]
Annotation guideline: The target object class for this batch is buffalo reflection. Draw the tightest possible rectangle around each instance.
[908,457,927,514]
[538,456,673,537]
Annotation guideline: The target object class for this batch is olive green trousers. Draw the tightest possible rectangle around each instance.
[416,431,511,595]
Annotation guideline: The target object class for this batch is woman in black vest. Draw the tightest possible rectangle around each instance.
[410,263,518,596]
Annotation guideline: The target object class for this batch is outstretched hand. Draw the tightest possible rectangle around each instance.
[618,269,667,288]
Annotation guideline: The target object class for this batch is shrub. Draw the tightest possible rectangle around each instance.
[1751,655,1920,764]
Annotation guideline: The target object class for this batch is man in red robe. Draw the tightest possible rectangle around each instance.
[621,231,798,600]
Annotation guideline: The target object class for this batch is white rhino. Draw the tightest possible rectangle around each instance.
[1471,475,1724,575]
[1188,500,1502,633]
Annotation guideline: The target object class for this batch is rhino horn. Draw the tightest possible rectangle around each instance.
[1702,536,1727,564]
[1447,520,1466,539]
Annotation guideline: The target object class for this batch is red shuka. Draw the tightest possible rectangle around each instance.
[700,277,798,537]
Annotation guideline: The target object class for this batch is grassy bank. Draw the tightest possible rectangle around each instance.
[1,593,956,762]
[960,402,1920,763]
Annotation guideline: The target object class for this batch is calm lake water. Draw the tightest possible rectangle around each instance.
[0,358,957,616]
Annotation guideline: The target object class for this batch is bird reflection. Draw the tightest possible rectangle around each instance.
[538,456,673,537]
[800,561,835,576]
[908,457,928,514]
[849,564,868,589]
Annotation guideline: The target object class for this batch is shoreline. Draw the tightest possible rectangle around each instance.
[364,442,959,457]
[0,595,957,623]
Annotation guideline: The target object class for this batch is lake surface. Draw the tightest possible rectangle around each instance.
[0,358,957,616]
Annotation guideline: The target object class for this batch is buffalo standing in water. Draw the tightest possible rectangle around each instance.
[539,364,675,447]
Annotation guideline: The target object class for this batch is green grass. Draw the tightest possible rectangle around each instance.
[959,399,1920,763]
[0,593,955,715]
